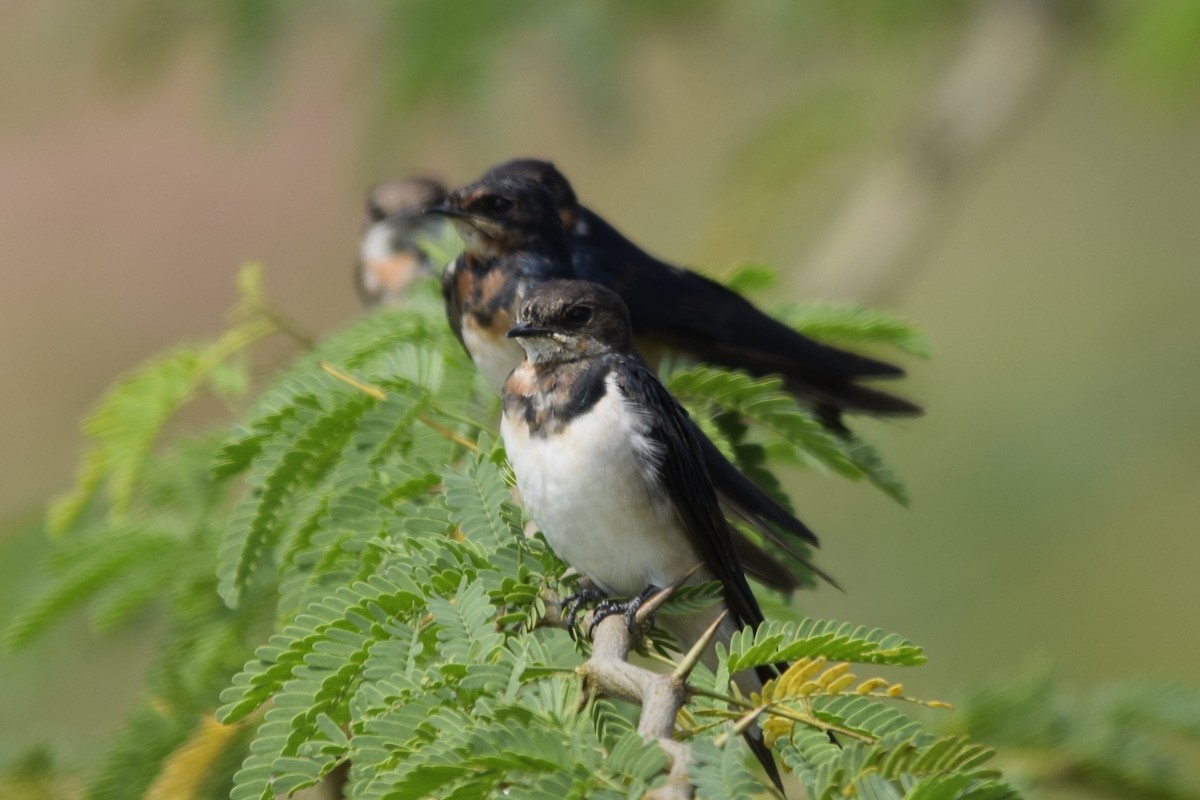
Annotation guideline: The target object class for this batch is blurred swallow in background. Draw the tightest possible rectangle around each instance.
[483,158,921,432]
[501,279,789,791]
[355,177,449,308]
[429,173,831,594]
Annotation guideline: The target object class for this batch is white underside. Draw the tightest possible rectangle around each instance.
[502,371,761,693]
[502,374,697,596]
[360,222,394,266]
[463,318,524,392]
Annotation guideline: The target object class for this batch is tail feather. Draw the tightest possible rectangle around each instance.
[745,728,786,795]
[670,610,789,796]
[782,374,923,419]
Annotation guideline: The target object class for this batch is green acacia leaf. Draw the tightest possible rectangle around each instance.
[724,618,925,674]
[216,389,377,607]
[774,302,931,359]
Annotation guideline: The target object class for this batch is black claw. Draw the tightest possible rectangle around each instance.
[586,600,621,640]
[563,580,608,640]
[586,585,659,640]
[623,603,639,631]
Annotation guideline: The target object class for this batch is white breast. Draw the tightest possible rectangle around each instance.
[501,374,701,596]
[360,222,395,265]
[463,316,525,392]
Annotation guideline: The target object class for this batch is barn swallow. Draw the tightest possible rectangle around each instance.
[482,158,921,431]
[355,177,450,308]
[430,176,576,388]
[501,279,789,791]
[429,176,829,593]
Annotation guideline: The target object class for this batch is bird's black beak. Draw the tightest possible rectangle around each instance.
[507,322,553,339]
[425,202,470,219]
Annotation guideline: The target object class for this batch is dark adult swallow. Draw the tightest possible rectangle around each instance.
[429,175,828,593]
[483,158,921,432]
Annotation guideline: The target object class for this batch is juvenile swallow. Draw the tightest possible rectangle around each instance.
[355,177,449,308]
[501,279,789,791]
[430,176,828,593]
[483,158,921,431]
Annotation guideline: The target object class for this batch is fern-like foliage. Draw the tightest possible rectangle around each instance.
[720,261,781,294]
[12,265,1197,800]
[47,266,276,535]
[943,668,1200,800]
[772,302,931,360]
[724,619,927,675]
[667,364,910,505]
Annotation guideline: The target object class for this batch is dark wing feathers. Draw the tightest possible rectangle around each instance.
[612,356,766,632]
[702,436,819,547]
[613,356,789,792]
[704,438,843,590]
[733,534,801,593]
[572,208,921,418]
[614,357,795,666]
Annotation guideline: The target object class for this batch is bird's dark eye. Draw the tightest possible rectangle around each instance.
[480,195,513,214]
[565,305,593,325]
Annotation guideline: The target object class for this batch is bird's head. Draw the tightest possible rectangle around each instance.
[363,177,447,226]
[507,280,632,364]
[356,177,449,307]
[428,176,563,259]
[482,159,580,231]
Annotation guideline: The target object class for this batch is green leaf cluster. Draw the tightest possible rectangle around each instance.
[8,266,1196,799]
[667,363,910,507]
[74,3,1200,139]
[945,669,1200,800]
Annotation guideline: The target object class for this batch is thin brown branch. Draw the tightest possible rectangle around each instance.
[672,611,728,683]
[261,305,316,348]
[562,577,710,800]
[536,576,772,798]
[799,0,1059,303]
[581,612,694,800]
[318,361,478,452]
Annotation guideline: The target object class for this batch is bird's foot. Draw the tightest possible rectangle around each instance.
[587,585,659,640]
[563,579,608,639]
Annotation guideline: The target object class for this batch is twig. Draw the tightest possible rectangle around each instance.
[799,0,1058,303]
[426,405,491,432]
[574,576,723,800]
[261,305,316,348]
[318,361,478,452]
[416,415,480,454]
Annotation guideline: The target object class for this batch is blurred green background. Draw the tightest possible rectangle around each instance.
[2,0,1198,792]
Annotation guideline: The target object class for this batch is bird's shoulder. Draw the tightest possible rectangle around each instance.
[608,356,696,440]
[571,208,689,285]
[443,252,525,329]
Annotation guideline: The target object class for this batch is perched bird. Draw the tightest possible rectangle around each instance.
[355,177,449,308]
[430,175,829,593]
[501,279,789,791]
[482,158,921,431]
[432,176,576,388]
[354,162,919,430]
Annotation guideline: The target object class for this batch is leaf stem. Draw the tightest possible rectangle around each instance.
[261,306,316,348]
[319,361,387,401]
[417,416,479,453]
